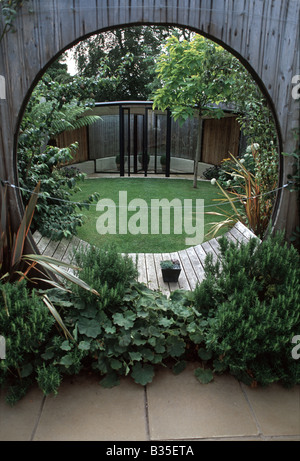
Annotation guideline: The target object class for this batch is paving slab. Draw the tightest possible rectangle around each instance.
[0,386,44,441]
[33,373,147,441]
[241,382,300,438]
[146,363,259,440]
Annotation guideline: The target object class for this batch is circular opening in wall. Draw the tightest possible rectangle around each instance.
[16,25,281,253]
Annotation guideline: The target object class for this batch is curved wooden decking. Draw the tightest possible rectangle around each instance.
[33,221,258,297]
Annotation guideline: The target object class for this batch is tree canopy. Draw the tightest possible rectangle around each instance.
[152,35,240,186]
[72,26,193,101]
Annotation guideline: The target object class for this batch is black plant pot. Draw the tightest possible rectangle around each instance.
[161,262,181,283]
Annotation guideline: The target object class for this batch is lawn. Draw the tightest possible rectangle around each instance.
[72,177,233,253]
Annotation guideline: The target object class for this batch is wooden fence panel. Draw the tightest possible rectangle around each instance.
[55,126,88,164]
[201,116,241,164]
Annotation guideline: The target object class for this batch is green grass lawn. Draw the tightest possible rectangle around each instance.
[72,177,233,253]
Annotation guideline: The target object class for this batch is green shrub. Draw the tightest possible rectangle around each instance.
[72,244,138,312]
[193,233,300,387]
[0,281,55,404]
[3,234,299,405]
[56,245,201,387]
[41,283,201,388]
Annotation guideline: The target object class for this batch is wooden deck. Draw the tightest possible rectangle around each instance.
[32,221,258,297]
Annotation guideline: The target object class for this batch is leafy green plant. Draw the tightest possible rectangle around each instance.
[40,282,202,389]
[206,150,273,238]
[72,244,138,308]
[2,232,299,404]
[192,233,300,387]
[36,246,202,389]
[17,73,101,240]
[153,34,238,188]
[0,178,101,344]
[0,0,30,42]
[0,181,41,283]
[203,164,221,181]
[0,280,55,405]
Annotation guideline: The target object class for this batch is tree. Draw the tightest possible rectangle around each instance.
[152,35,239,188]
[73,26,193,101]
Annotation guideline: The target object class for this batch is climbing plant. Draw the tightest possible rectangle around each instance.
[0,0,30,42]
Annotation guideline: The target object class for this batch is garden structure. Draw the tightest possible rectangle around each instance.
[55,100,242,177]
[0,0,299,258]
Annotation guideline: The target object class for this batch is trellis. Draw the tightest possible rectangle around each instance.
[0,0,299,254]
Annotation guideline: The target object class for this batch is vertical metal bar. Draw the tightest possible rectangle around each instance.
[127,108,130,177]
[154,112,158,174]
[119,105,125,177]
[144,107,148,177]
[134,114,138,174]
[166,108,171,177]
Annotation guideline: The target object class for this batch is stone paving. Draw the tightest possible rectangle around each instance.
[1,363,299,441]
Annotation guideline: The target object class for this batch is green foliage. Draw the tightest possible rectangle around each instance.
[203,165,221,181]
[160,260,178,269]
[154,34,237,116]
[72,244,138,307]
[18,142,99,239]
[193,233,300,387]
[36,363,62,396]
[35,246,203,390]
[207,147,277,238]
[2,234,299,405]
[42,282,202,389]
[17,73,101,239]
[0,0,30,42]
[74,26,192,101]
[0,181,40,283]
[0,280,55,405]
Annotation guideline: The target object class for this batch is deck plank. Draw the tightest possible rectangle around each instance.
[43,239,60,257]
[32,230,43,245]
[169,251,189,292]
[176,249,198,291]
[145,253,159,291]
[36,236,51,254]
[234,221,258,241]
[35,221,260,296]
[185,246,206,284]
[137,253,147,285]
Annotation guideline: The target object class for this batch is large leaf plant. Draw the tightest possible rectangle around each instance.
[0,181,99,338]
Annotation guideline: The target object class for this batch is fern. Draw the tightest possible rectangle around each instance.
[29,101,101,137]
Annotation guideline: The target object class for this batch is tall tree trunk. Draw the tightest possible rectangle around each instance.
[193,112,203,188]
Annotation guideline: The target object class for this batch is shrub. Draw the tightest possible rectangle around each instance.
[193,233,300,387]
[202,164,221,181]
[39,245,201,388]
[72,244,138,311]
[41,283,201,388]
[0,281,55,405]
[18,143,99,240]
